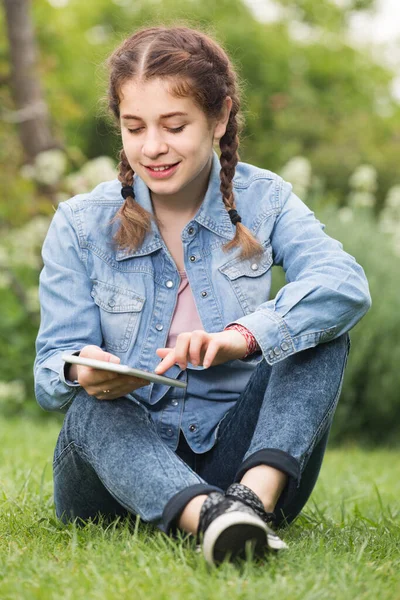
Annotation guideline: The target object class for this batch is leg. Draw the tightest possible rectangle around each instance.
[53,390,220,529]
[199,334,350,521]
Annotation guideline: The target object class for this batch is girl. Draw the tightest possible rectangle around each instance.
[34,26,371,566]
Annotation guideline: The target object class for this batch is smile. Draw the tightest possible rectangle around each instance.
[143,162,180,179]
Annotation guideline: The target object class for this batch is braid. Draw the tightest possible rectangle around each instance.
[113,149,153,251]
[220,112,264,259]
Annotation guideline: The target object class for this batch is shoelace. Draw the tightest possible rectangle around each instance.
[225,483,276,525]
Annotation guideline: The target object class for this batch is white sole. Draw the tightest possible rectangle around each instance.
[202,510,284,566]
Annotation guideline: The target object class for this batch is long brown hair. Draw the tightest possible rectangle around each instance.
[107,26,264,259]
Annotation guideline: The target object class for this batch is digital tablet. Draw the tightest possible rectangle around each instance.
[62,354,187,389]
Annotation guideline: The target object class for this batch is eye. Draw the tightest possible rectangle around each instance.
[167,125,186,134]
[127,128,143,134]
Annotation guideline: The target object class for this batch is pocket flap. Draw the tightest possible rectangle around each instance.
[91,281,145,313]
[219,245,273,281]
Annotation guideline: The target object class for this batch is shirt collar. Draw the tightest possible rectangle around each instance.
[116,151,234,261]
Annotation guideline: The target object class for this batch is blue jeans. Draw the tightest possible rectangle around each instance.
[53,334,350,532]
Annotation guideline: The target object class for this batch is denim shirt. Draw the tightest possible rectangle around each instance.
[34,152,371,449]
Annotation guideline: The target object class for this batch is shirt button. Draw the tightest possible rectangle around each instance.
[251,263,259,271]
[201,291,208,298]
[166,428,174,437]
[189,424,197,432]
[155,324,164,331]
[268,350,275,361]
[171,399,178,406]
[166,280,174,288]
[189,255,196,262]
[273,347,281,356]
[188,227,195,235]
[108,299,116,307]
[281,342,289,351]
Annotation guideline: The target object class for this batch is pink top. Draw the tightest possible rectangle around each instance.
[166,271,260,358]
[166,271,204,348]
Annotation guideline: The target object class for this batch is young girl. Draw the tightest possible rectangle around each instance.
[34,26,371,566]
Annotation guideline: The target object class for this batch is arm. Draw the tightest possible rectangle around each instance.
[34,202,102,411]
[227,180,372,365]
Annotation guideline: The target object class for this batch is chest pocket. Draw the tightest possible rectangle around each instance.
[91,281,145,352]
[219,245,273,314]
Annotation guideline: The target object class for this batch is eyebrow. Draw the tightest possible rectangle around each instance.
[121,111,188,120]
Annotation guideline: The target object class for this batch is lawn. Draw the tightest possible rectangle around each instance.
[0,414,399,600]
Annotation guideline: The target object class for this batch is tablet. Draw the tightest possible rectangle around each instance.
[62,354,187,389]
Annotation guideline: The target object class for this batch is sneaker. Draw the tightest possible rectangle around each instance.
[225,483,288,552]
[197,491,280,566]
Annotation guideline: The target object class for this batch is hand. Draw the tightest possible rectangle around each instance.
[154,329,247,375]
[76,345,149,400]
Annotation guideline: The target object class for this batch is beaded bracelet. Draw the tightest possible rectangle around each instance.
[225,323,260,358]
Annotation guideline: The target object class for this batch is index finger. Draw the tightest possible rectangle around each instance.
[154,350,177,375]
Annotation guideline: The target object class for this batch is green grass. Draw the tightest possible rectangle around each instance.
[1,415,399,600]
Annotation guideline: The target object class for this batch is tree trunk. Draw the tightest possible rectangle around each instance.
[3,0,58,162]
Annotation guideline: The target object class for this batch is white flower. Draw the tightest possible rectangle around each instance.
[349,165,377,193]
[26,287,40,313]
[385,185,400,211]
[0,380,26,403]
[280,156,312,198]
[7,216,51,269]
[47,0,69,7]
[348,191,375,208]
[34,149,67,186]
[19,164,35,180]
[338,207,354,223]
[64,157,117,196]
[85,25,111,46]
[81,157,117,188]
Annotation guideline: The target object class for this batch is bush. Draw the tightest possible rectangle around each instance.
[271,204,400,445]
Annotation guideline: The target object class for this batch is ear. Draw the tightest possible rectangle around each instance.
[213,96,233,143]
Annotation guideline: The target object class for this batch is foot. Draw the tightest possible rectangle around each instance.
[197,491,286,566]
[225,483,287,551]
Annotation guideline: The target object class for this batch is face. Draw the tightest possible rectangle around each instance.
[119,78,231,204]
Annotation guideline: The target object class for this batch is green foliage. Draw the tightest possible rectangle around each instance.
[319,206,400,445]
[272,203,400,444]
[1,0,400,214]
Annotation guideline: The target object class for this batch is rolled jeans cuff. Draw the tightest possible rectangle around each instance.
[234,448,300,507]
[162,483,223,535]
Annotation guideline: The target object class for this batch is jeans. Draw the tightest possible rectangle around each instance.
[53,334,350,532]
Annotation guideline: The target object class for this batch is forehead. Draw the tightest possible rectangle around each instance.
[119,78,201,118]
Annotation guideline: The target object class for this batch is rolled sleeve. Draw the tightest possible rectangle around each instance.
[228,180,371,365]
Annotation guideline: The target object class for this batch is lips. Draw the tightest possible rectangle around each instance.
[143,162,180,179]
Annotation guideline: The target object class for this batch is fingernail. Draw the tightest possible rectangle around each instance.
[203,361,209,369]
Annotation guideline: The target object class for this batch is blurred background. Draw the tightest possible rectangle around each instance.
[0,0,399,444]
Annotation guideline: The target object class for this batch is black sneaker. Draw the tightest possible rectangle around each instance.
[225,483,287,552]
[197,491,283,566]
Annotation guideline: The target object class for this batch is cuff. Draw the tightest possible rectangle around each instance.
[234,448,300,507]
[225,308,295,365]
[162,483,223,535]
[59,350,82,387]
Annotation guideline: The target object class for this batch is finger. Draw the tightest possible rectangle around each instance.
[156,347,174,358]
[96,377,149,400]
[154,350,177,375]
[188,330,209,366]
[174,333,192,369]
[202,339,220,368]
[79,345,121,364]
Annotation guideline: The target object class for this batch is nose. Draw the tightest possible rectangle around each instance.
[142,129,168,159]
